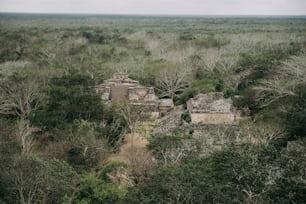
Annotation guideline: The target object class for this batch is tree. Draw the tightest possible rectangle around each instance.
[2,155,76,204]
[285,83,306,139]
[0,118,20,204]
[15,119,38,155]
[32,73,104,129]
[156,66,189,100]
[271,138,306,203]
[99,105,127,147]
[117,102,150,150]
[67,120,110,172]
[73,164,128,204]
[0,74,41,155]
[127,149,157,183]
[147,131,194,164]
[126,144,281,204]
[0,74,41,119]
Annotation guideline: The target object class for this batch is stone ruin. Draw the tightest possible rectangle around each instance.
[94,74,238,125]
[94,73,174,115]
[187,92,237,124]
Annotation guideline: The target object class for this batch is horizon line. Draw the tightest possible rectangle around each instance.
[1,11,306,17]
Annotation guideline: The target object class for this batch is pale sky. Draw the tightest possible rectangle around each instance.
[0,0,306,15]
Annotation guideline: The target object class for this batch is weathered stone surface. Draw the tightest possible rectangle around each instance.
[94,73,158,107]
[159,99,174,107]
[158,99,174,116]
[187,92,233,113]
[154,110,184,134]
[94,73,178,117]
[101,87,111,100]
[190,113,235,124]
[187,92,236,124]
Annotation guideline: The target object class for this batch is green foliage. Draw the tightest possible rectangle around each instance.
[76,179,126,204]
[233,88,258,114]
[268,138,306,203]
[126,144,283,203]
[50,73,95,88]
[179,33,196,41]
[74,171,127,204]
[0,32,28,62]
[1,155,76,204]
[130,59,174,88]
[0,118,20,161]
[1,14,306,204]
[0,180,9,204]
[147,130,194,163]
[194,35,231,48]
[64,119,111,172]
[0,119,20,203]
[98,161,128,182]
[81,30,108,44]
[177,71,232,104]
[32,73,104,129]
[285,83,306,138]
[98,106,127,146]
[181,112,191,123]
[236,43,302,91]
[67,144,99,171]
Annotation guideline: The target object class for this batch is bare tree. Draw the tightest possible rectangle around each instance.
[4,156,76,204]
[252,55,306,110]
[280,55,306,83]
[156,65,189,100]
[148,132,194,165]
[118,103,149,150]
[216,52,242,91]
[128,149,157,183]
[0,75,41,155]
[159,143,188,164]
[236,122,285,145]
[202,49,222,71]
[16,119,38,155]
[254,79,296,109]
[0,75,41,119]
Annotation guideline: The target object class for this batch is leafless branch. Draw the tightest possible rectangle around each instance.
[0,76,41,119]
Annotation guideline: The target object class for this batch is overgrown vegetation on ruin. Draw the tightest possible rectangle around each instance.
[0,14,306,203]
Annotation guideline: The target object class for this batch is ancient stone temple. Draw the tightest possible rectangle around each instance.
[94,73,159,109]
[187,92,236,124]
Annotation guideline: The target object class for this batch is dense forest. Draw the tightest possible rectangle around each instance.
[0,14,306,203]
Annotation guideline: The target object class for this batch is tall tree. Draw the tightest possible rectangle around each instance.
[117,102,149,150]
[156,66,189,100]
[0,74,42,155]
[2,155,76,204]
[0,74,41,119]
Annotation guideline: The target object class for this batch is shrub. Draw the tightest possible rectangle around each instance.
[285,83,306,139]
[179,33,196,41]
[126,144,283,204]
[181,112,191,123]
[74,171,127,204]
[236,43,302,91]
[32,73,104,129]
[177,72,232,105]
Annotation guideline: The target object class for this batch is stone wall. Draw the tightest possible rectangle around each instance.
[95,73,158,107]
[190,113,236,124]
[187,92,237,125]
[187,92,233,113]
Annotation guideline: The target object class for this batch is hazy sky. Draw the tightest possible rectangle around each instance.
[0,0,306,15]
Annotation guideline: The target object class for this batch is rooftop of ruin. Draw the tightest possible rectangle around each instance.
[187,92,233,113]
